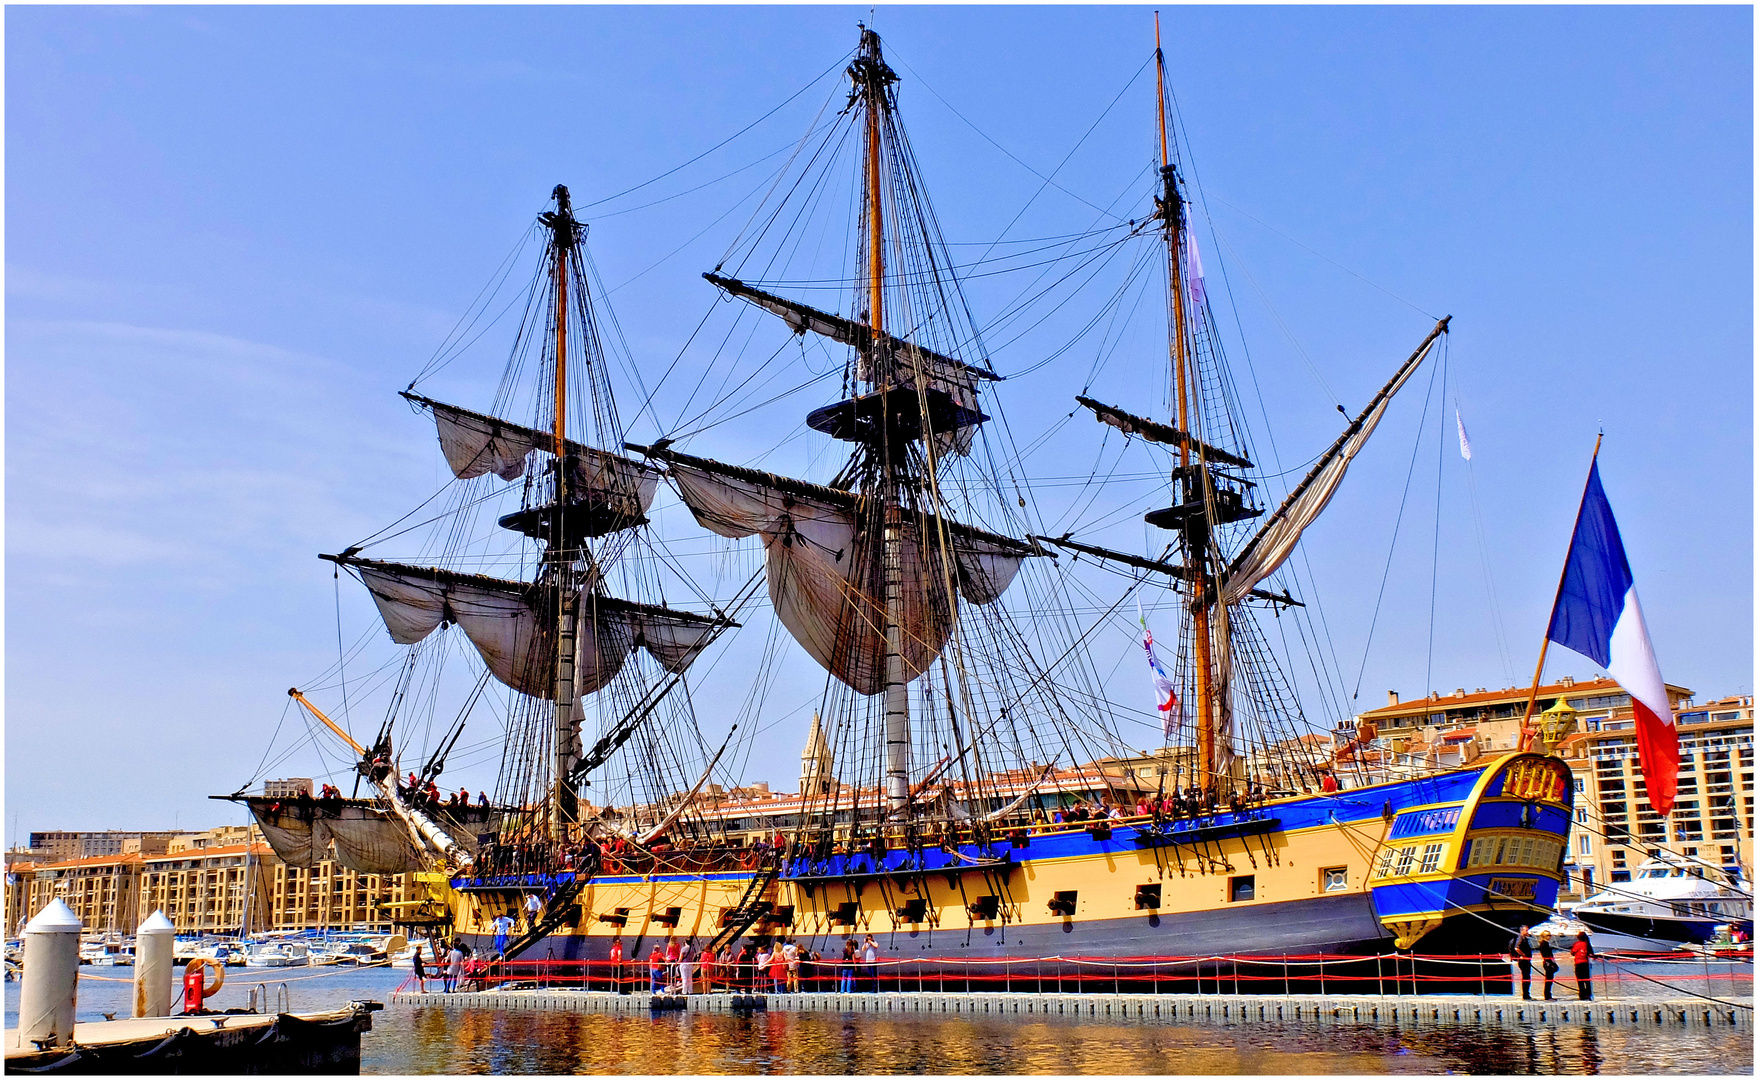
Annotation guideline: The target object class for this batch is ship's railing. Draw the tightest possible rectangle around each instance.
[391,949,1750,998]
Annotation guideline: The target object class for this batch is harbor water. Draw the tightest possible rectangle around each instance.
[7,961,1749,1073]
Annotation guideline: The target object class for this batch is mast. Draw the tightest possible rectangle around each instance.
[855,27,911,813]
[542,185,581,839]
[1154,20,1219,788]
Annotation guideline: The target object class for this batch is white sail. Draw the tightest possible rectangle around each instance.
[664,456,1028,695]
[1217,330,1440,606]
[351,561,718,700]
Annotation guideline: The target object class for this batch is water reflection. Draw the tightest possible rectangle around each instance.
[363,1006,1749,1075]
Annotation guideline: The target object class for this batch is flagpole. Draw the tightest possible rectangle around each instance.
[1518,433,1604,750]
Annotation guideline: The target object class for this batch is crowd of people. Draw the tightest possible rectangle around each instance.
[596,934,885,995]
[1040,785,1266,825]
[398,773,490,816]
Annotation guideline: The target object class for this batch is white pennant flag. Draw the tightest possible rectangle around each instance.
[1455,407,1473,461]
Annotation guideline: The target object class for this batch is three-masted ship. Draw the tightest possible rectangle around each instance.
[229,26,1575,983]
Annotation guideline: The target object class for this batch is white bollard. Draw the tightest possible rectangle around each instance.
[133,910,175,1018]
[15,898,81,1049]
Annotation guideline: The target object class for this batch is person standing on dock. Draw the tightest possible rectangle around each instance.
[861,935,879,993]
[1508,926,1534,999]
[648,944,665,993]
[840,938,857,992]
[781,937,800,992]
[754,942,772,993]
[445,941,464,993]
[608,936,625,993]
[697,945,715,994]
[1571,931,1597,1000]
[412,943,428,992]
[678,939,695,995]
[1536,931,1558,1000]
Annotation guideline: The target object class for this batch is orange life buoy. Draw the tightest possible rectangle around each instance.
[186,956,225,996]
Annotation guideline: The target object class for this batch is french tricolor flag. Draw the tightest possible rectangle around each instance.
[1545,459,1679,816]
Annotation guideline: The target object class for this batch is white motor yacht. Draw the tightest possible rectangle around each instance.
[246,939,312,968]
[1571,850,1752,950]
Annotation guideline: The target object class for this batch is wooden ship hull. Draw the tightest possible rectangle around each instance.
[441,754,1572,976]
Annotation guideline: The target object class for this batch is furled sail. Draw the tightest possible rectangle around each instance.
[331,556,725,699]
[402,391,660,515]
[638,446,1032,695]
[1075,396,1254,470]
[250,800,426,875]
[1216,318,1449,606]
[703,274,997,457]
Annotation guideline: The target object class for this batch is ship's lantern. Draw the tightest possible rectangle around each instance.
[1539,697,1579,751]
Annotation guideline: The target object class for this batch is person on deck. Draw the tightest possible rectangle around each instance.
[1536,931,1559,1000]
[523,892,542,931]
[1319,772,1339,793]
[1571,931,1597,1000]
[1508,926,1534,1000]
[478,791,490,807]
[492,913,514,958]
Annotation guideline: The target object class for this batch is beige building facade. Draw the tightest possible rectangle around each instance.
[7,824,420,937]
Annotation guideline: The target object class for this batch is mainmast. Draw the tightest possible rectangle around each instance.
[542,184,582,839]
[1154,21,1220,789]
[853,28,912,813]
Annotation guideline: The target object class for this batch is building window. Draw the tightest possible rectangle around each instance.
[1575,834,1591,856]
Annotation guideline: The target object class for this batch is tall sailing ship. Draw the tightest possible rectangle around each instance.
[227,26,1576,982]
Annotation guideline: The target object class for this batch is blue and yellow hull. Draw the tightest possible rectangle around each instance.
[438,753,1573,986]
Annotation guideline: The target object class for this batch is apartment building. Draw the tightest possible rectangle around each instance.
[9,824,419,936]
[1555,694,1753,890]
[27,830,186,861]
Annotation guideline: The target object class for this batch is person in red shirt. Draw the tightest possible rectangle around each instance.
[1569,931,1596,1000]
[607,936,624,994]
[664,938,681,993]
[697,946,716,995]
[1320,771,1339,793]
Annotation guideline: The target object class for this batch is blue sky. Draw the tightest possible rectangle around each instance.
[6,5,1750,837]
